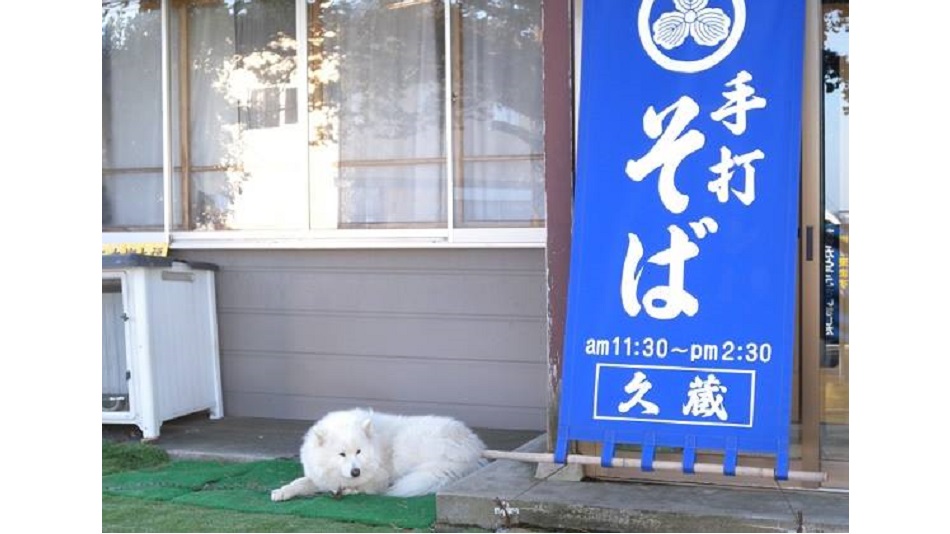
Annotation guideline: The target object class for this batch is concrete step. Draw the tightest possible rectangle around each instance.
[437,435,849,532]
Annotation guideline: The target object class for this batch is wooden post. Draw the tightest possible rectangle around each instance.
[542,0,574,451]
[178,3,191,229]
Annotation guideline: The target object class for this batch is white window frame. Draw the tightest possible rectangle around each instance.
[101,0,546,250]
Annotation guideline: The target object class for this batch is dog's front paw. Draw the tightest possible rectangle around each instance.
[271,488,289,502]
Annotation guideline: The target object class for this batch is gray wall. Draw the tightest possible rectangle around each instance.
[177,248,548,430]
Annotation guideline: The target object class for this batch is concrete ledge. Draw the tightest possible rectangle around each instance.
[437,435,848,532]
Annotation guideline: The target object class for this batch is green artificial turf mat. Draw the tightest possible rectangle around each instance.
[102,458,436,529]
[102,440,170,476]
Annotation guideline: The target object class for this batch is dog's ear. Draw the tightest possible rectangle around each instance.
[313,427,327,447]
[361,417,373,437]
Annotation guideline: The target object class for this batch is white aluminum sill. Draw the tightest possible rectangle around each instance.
[102,228,547,250]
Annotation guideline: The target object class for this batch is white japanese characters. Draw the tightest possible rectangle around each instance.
[683,373,729,420]
[621,226,700,320]
[710,70,766,135]
[612,4,765,422]
[620,70,767,320]
[617,371,661,415]
[625,96,704,215]
[614,369,732,422]
[708,146,765,206]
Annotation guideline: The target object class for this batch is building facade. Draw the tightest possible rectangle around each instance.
[102,0,848,488]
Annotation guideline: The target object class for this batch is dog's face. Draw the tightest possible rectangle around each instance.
[304,413,385,491]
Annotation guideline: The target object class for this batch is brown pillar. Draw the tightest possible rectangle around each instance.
[542,0,574,449]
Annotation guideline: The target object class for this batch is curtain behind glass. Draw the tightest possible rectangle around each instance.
[310,0,446,228]
[102,1,164,230]
[173,0,305,230]
[457,0,544,227]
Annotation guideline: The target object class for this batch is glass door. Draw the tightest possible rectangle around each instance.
[799,0,848,489]
[102,275,131,414]
[819,0,849,482]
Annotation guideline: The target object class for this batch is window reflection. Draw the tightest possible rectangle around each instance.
[172,0,306,230]
[456,0,545,227]
[308,0,447,228]
[103,0,547,232]
[102,0,164,230]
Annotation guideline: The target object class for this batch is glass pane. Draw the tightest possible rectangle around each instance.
[456,0,544,228]
[172,0,307,230]
[102,0,164,230]
[308,0,447,229]
[820,0,849,463]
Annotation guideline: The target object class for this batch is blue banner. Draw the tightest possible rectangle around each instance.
[555,0,805,479]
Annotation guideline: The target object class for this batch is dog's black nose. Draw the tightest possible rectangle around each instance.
[350,468,360,478]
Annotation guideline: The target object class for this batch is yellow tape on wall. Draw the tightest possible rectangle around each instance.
[102,242,169,257]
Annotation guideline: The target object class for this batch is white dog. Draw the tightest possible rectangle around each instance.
[270,408,487,500]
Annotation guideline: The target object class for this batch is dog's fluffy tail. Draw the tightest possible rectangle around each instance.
[385,470,447,497]
[386,457,487,497]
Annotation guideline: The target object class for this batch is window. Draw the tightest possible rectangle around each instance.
[102,0,164,230]
[101,0,545,244]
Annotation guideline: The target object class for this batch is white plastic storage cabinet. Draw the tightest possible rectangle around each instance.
[102,254,224,439]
